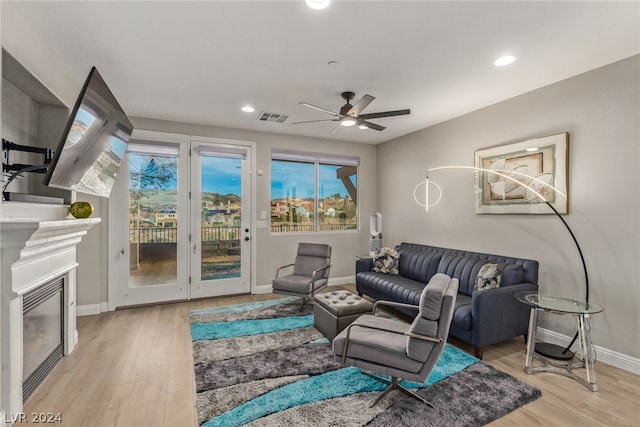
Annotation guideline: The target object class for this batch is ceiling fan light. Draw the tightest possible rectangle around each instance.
[341,118,356,127]
[358,124,368,130]
[305,0,331,10]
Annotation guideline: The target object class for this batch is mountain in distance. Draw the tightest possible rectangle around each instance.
[136,189,240,209]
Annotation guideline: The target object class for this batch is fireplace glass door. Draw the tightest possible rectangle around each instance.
[22,276,64,402]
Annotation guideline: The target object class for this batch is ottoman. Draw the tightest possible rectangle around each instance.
[313,290,374,340]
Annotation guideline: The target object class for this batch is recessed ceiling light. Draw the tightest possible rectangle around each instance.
[526,147,539,152]
[340,118,356,127]
[306,0,331,10]
[241,105,255,113]
[494,55,516,67]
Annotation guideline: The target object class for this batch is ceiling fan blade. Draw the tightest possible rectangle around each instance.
[346,94,375,116]
[299,102,341,117]
[329,122,342,136]
[292,119,339,124]
[357,109,411,120]
[357,119,386,131]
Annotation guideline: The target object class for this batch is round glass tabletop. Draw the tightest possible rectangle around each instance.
[515,291,603,315]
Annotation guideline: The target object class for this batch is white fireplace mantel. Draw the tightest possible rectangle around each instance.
[1,202,100,420]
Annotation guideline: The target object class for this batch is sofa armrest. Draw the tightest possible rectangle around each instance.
[356,257,373,274]
[471,282,539,347]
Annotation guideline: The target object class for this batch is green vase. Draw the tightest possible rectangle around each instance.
[69,201,94,218]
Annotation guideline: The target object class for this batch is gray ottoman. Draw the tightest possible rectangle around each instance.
[313,290,374,340]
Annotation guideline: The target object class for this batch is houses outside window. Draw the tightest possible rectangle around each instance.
[271,150,358,233]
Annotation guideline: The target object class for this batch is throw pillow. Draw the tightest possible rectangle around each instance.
[372,247,400,275]
[475,263,502,291]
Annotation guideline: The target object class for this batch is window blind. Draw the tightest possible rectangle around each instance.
[127,141,180,156]
[196,145,247,159]
[271,149,359,166]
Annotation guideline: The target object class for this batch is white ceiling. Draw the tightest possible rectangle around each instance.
[9,1,640,145]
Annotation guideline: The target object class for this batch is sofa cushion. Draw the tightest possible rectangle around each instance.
[397,247,442,283]
[438,253,526,296]
[475,263,502,291]
[356,271,425,307]
[372,247,399,275]
[437,254,489,296]
[501,263,525,286]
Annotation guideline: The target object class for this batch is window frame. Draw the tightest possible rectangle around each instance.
[271,150,359,234]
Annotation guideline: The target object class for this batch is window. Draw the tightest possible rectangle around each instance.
[271,150,358,233]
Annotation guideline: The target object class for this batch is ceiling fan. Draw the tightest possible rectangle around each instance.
[293,91,410,135]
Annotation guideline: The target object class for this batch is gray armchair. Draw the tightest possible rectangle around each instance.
[272,242,332,306]
[333,273,458,407]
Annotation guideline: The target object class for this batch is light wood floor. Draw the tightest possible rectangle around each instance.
[23,286,640,426]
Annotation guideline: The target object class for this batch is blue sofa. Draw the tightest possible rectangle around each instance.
[356,242,539,359]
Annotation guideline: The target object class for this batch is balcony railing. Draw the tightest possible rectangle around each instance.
[270,223,357,232]
[130,226,241,243]
[130,223,357,242]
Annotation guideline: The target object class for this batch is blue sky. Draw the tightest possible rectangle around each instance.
[129,155,354,198]
[271,161,353,199]
[201,156,241,194]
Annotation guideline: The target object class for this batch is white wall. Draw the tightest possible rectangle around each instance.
[377,55,640,359]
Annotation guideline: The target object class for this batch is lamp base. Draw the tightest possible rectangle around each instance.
[535,342,574,360]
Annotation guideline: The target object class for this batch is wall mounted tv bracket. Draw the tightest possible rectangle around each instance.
[2,138,53,199]
[2,138,53,174]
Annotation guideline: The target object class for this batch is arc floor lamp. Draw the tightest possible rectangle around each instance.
[413,165,589,355]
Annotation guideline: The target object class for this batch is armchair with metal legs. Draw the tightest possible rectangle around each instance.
[272,242,332,308]
[333,273,458,407]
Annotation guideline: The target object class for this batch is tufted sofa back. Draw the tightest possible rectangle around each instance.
[396,243,539,297]
[396,243,443,283]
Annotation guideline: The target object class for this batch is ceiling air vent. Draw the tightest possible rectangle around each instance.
[258,111,289,123]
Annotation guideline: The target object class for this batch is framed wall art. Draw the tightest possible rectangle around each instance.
[474,132,569,214]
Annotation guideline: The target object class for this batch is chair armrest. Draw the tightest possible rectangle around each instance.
[275,263,295,278]
[310,264,331,280]
[340,321,441,364]
[372,300,419,316]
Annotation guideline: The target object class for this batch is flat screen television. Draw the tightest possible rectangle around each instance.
[43,66,133,198]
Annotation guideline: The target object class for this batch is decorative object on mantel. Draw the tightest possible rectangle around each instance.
[69,201,94,218]
[474,132,569,214]
[413,159,589,362]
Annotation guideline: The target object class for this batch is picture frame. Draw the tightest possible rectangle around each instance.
[474,132,569,214]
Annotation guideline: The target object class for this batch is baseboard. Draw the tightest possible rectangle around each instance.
[77,303,110,316]
[538,327,640,375]
[328,276,355,286]
[253,275,355,295]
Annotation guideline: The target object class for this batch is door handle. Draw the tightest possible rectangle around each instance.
[193,244,197,254]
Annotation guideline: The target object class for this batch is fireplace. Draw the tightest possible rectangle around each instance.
[1,202,100,418]
[22,276,65,402]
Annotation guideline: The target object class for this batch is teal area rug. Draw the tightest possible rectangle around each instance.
[190,297,541,426]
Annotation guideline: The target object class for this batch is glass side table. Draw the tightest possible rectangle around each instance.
[515,291,603,392]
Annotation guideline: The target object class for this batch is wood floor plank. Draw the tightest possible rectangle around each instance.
[21,286,640,426]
